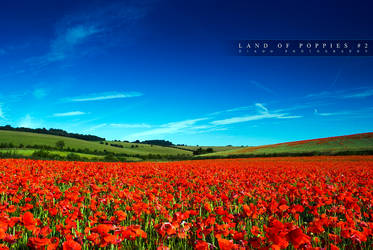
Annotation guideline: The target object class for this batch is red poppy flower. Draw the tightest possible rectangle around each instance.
[62,239,81,250]
[28,237,50,250]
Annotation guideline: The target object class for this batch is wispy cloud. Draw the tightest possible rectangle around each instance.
[307,88,373,100]
[45,25,101,63]
[53,111,87,117]
[306,91,333,99]
[63,91,143,102]
[84,123,108,133]
[249,80,274,94]
[277,115,303,119]
[0,104,4,119]
[110,123,151,128]
[343,89,373,99]
[27,1,152,68]
[211,103,301,125]
[85,122,152,133]
[208,106,253,116]
[255,103,269,113]
[313,108,371,117]
[94,102,304,140]
[18,114,41,128]
[211,114,280,125]
[124,118,208,139]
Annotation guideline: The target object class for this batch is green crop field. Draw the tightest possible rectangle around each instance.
[200,132,373,157]
[0,130,192,156]
[0,149,104,159]
[176,145,241,152]
[1,130,372,161]
[105,140,194,156]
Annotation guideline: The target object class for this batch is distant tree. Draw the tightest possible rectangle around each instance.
[141,140,174,147]
[206,148,213,153]
[56,140,65,150]
[193,147,214,155]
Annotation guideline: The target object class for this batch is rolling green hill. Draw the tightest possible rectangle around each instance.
[0,130,192,157]
[0,130,372,161]
[0,149,105,159]
[199,133,373,157]
[176,145,241,152]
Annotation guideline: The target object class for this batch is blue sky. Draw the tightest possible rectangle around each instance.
[0,0,372,146]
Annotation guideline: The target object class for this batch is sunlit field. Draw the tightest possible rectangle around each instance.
[0,156,372,249]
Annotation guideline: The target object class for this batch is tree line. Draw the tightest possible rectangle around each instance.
[0,125,105,141]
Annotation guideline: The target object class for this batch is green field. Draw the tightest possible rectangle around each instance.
[0,149,103,159]
[0,130,192,156]
[176,145,241,152]
[104,140,193,156]
[200,133,373,157]
[1,130,372,161]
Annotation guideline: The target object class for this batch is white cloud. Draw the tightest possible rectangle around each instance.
[208,106,253,116]
[307,88,373,100]
[53,111,87,117]
[110,123,151,128]
[64,91,143,102]
[211,113,280,125]
[18,114,41,128]
[46,25,101,62]
[27,1,151,67]
[0,104,4,119]
[314,108,353,117]
[277,115,303,119]
[124,118,208,140]
[255,103,269,114]
[84,123,108,133]
[211,103,301,125]
[84,122,151,133]
[343,89,373,99]
[306,91,334,99]
[249,80,274,94]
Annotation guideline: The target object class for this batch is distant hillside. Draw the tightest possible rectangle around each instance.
[0,130,192,160]
[0,125,105,141]
[177,145,241,152]
[0,129,372,161]
[199,133,373,157]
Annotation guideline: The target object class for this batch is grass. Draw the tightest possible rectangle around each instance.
[105,140,194,155]
[0,130,192,156]
[0,148,105,159]
[1,130,372,161]
[200,132,373,157]
[175,145,241,152]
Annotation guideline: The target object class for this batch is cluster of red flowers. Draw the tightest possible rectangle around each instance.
[0,156,372,249]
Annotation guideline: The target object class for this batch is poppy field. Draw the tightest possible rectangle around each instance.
[0,156,372,249]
